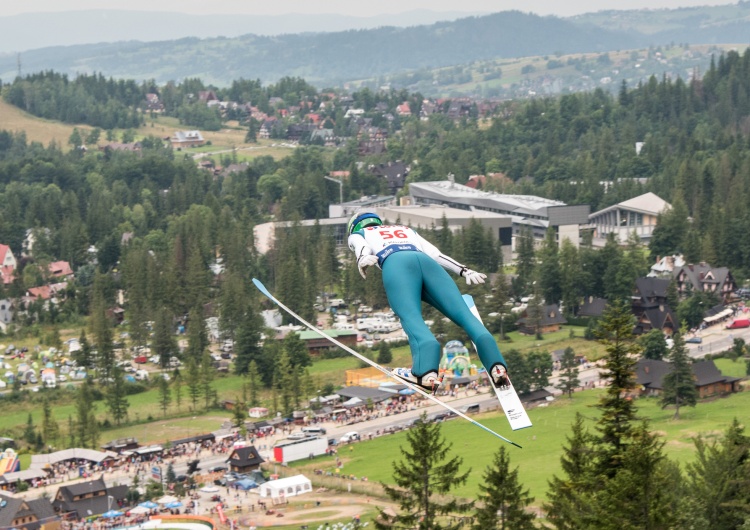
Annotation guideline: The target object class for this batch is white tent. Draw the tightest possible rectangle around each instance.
[258,474,312,499]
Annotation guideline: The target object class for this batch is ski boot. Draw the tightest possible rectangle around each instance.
[392,368,443,394]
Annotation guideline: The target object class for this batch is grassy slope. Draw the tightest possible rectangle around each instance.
[0,99,293,159]
[289,386,750,506]
[0,98,96,148]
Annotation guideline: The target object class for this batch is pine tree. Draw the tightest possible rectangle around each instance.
[659,330,698,418]
[376,340,393,364]
[594,299,641,477]
[219,270,248,342]
[472,446,535,530]
[537,227,561,305]
[184,357,203,411]
[283,331,312,369]
[41,397,60,449]
[515,226,536,295]
[232,394,248,430]
[173,372,183,411]
[589,422,680,530]
[233,308,264,375]
[200,351,216,410]
[685,418,750,530]
[158,376,172,417]
[106,366,130,425]
[23,413,36,445]
[90,278,115,383]
[275,350,295,416]
[247,361,261,406]
[153,307,176,369]
[75,380,96,448]
[185,305,208,362]
[487,265,511,339]
[558,239,580,315]
[375,413,472,530]
[556,347,580,398]
[75,329,94,368]
[544,413,597,529]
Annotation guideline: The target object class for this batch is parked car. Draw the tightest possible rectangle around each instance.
[209,465,228,473]
[339,431,360,443]
[458,404,480,414]
[288,431,309,440]
[134,355,148,364]
[302,426,327,435]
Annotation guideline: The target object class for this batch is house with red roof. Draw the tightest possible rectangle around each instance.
[24,282,68,304]
[0,244,16,285]
[48,261,74,279]
[396,102,411,116]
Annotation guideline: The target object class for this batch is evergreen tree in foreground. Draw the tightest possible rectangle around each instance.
[544,413,597,529]
[594,299,640,477]
[472,446,535,530]
[659,330,698,419]
[685,418,750,530]
[589,422,681,530]
[376,413,472,530]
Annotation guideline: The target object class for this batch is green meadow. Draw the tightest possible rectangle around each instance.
[289,385,750,506]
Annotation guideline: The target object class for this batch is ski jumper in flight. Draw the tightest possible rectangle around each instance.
[347,211,508,391]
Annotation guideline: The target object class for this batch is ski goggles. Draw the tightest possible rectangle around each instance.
[350,215,382,233]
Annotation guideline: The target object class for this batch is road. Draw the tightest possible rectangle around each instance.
[684,320,750,359]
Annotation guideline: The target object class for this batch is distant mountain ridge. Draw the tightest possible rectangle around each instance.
[0,9,487,54]
[0,5,748,89]
[0,11,635,87]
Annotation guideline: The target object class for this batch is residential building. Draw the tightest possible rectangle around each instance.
[633,304,678,336]
[408,180,590,248]
[48,261,73,279]
[0,492,59,530]
[577,296,607,318]
[589,192,671,244]
[227,446,265,474]
[516,304,567,335]
[296,329,358,356]
[673,262,736,303]
[52,476,128,518]
[170,131,205,148]
[632,277,670,316]
[0,244,16,285]
[648,254,685,278]
[635,358,742,398]
[368,161,409,195]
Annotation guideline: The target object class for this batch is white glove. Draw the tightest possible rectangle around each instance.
[462,268,486,285]
[357,254,379,279]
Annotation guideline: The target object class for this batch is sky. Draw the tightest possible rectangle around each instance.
[1,0,738,18]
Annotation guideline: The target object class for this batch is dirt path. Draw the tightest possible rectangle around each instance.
[229,491,389,528]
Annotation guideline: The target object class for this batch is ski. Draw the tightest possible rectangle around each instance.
[252,278,521,448]
[462,294,533,431]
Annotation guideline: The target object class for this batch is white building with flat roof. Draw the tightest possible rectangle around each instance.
[589,192,671,244]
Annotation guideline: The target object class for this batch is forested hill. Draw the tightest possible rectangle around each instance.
[0,11,635,87]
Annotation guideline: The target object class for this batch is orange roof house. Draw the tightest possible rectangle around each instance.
[49,261,74,278]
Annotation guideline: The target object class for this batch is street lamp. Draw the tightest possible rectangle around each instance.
[323,175,343,204]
